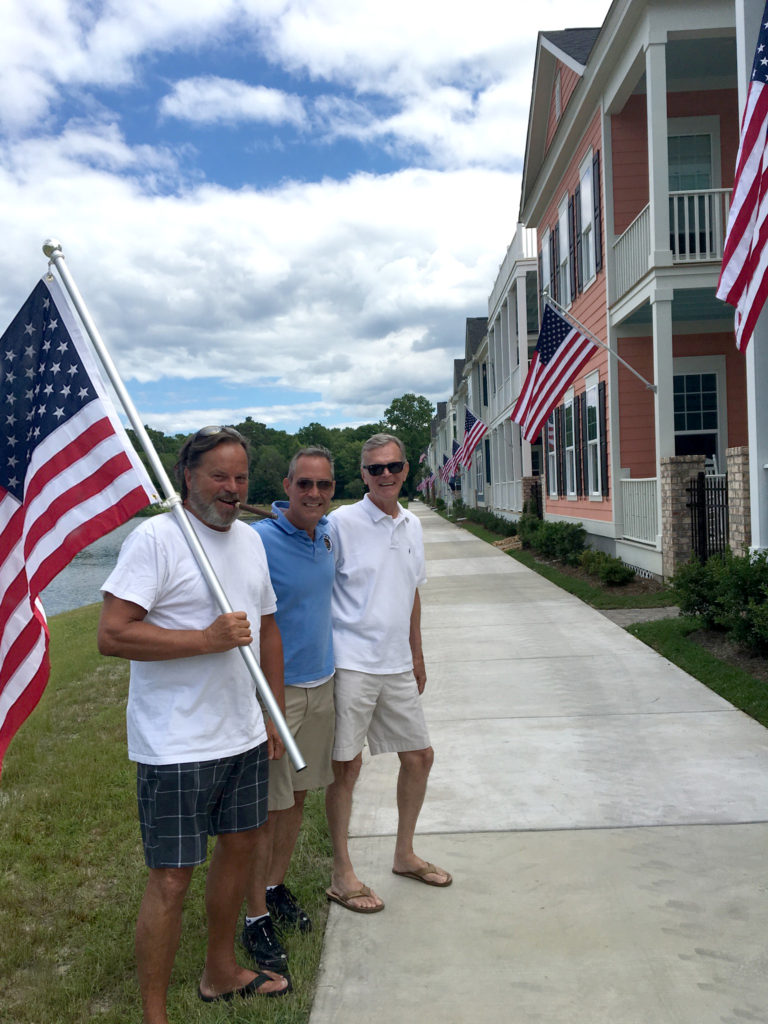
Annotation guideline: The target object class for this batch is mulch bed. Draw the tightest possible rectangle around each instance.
[686,628,768,684]
[529,556,668,598]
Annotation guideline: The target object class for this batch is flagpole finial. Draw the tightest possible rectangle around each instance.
[42,239,62,259]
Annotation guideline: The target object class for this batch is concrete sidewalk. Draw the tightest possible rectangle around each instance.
[309,505,768,1024]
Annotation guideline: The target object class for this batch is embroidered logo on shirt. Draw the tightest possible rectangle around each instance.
[323,535,332,551]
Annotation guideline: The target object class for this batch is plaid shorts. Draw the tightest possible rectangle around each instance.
[136,743,268,868]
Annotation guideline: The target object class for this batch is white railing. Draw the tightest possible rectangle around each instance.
[613,188,732,300]
[621,477,658,544]
[669,188,731,262]
[613,204,650,300]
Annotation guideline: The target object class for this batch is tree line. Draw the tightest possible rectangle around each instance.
[125,393,434,504]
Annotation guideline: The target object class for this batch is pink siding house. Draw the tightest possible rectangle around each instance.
[519,0,746,577]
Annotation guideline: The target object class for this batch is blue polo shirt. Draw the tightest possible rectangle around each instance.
[252,501,335,686]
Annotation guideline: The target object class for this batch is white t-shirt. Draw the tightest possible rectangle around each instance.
[102,512,276,765]
[328,495,426,674]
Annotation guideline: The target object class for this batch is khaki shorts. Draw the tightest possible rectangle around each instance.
[332,668,431,761]
[268,678,335,811]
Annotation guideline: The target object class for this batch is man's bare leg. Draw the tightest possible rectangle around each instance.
[267,792,306,886]
[244,815,274,917]
[136,866,194,1024]
[392,747,450,885]
[200,830,288,998]
[325,755,383,910]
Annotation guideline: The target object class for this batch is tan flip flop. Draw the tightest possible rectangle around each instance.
[392,862,452,887]
[326,884,385,913]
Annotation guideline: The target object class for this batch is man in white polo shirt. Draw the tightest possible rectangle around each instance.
[324,433,451,914]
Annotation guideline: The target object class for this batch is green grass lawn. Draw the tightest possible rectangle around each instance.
[0,604,331,1024]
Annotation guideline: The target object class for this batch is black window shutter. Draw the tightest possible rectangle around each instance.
[485,437,491,484]
[567,195,576,300]
[598,380,609,496]
[574,396,583,497]
[550,227,558,303]
[593,151,603,273]
[574,185,583,293]
[580,392,589,494]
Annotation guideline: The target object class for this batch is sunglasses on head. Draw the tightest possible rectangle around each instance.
[363,461,405,476]
[194,425,247,442]
[294,478,334,492]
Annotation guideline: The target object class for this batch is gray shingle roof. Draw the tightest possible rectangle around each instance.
[541,28,600,69]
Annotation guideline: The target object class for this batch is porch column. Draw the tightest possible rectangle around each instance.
[652,291,675,546]
[736,0,768,551]
[516,266,532,477]
[645,40,672,269]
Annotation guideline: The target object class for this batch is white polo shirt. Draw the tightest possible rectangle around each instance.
[328,494,426,674]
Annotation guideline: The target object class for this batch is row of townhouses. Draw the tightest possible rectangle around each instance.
[426,0,768,580]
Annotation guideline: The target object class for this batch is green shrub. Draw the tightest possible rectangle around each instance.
[435,497,446,511]
[671,550,768,652]
[533,521,585,565]
[598,557,635,586]
[516,510,542,549]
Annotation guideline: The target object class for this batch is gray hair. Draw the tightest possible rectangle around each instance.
[174,426,250,500]
[286,445,335,480]
[360,433,406,467]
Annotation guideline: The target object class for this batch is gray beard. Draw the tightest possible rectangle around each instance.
[187,491,240,528]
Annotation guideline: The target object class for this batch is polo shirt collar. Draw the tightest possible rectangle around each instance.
[270,500,329,537]
[362,492,405,524]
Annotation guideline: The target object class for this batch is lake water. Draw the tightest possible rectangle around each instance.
[41,518,141,617]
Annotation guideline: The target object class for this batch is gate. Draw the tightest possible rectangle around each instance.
[686,472,728,560]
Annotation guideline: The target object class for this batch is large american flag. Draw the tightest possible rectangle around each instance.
[511,303,597,443]
[716,2,768,352]
[0,276,157,776]
[457,409,488,469]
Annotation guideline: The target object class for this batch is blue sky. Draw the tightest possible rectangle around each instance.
[0,0,612,435]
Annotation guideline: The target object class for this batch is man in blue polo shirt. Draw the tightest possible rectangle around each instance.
[241,446,336,972]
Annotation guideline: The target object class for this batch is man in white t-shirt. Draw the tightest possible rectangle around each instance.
[324,433,451,915]
[98,427,290,1023]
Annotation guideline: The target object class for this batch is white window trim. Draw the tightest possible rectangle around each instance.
[541,227,551,298]
[672,355,727,468]
[557,196,571,308]
[585,370,601,499]
[579,149,596,291]
[546,412,558,498]
[667,116,722,188]
[564,387,576,498]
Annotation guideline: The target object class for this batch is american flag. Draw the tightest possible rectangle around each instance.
[716,2,768,352]
[445,439,461,477]
[439,454,450,481]
[511,303,597,443]
[0,276,157,776]
[457,408,488,469]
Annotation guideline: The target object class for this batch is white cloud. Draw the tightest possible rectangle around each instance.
[160,76,307,127]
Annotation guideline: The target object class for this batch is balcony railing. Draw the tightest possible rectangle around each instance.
[621,477,658,545]
[613,188,732,300]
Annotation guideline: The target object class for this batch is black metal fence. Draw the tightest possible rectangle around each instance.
[687,472,728,561]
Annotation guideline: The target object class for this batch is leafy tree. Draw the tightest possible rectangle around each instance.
[383,393,434,495]
[248,445,286,504]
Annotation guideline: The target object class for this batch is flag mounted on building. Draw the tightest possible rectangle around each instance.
[439,454,450,481]
[511,302,598,443]
[446,439,461,478]
[0,276,158,777]
[457,409,488,469]
[716,2,768,352]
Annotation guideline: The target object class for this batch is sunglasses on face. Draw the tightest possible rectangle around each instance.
[363,461,405,476]
[294,478,334,492]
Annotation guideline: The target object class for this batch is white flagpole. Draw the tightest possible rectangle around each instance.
[42,239,306,772]
[545,295,657,393]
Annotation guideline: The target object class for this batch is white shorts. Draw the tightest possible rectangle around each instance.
[332,668,431,761]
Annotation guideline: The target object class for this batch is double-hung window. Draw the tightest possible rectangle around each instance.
[558,198,571,307]
[546,414,558,497]
[564,392,576,496]
[579,152,595,286]
[585,375,601,496]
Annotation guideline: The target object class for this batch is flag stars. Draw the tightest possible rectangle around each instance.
[50,361,61,375]
[60,384,71,397]
[78,387,89,400]
[53,407,65,420]
[5,370,15,383]
[67,364,78,376]
[57,341,68,354]
[43,383,53,396]
[24,344,34,358]
[42,339,51,353]
[47,319,58,332]
[24,323,35,335]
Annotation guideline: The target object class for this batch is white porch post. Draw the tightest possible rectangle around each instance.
[645,40,672,269]
[516,265,532,478]
[652,291,675,546]
[736,0,768,551]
